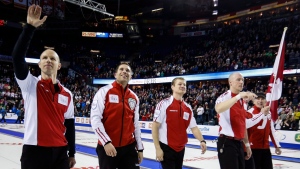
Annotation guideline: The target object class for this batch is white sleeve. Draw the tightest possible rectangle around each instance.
[189,117,198,129]
[270,120,281,148]
[188,105,197,128]
[246,109,267,129]
[15,71,35,93]
[153,100,166,123]
[90,88,111,145]
[64,91,74,119]
[215,95,224,105]
[133,97,143,150]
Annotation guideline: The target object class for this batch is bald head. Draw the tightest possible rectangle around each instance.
[228,72,243,83]
[40,49,60,63]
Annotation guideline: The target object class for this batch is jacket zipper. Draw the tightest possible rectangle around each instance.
[180,102,182,117]
[119,87,125,146]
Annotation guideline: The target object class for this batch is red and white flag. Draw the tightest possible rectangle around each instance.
[266,27,288,122]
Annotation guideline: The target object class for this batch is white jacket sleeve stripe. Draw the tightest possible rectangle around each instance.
[270,120,281,148]
[90,85,112,145]
[132,92,144,150]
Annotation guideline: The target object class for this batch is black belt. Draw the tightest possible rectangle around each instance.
[219,134,243,141]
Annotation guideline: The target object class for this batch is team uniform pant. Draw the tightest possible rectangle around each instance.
[217,136,245,169]
[96,142,139,169]
[21,145,69,169]
[244,153,256,169]
[159,142,185,169]
[252,149,273,169]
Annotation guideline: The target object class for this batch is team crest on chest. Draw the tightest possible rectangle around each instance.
[128,98,136,110]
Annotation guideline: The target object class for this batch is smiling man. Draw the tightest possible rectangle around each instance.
[91,63,144,169]
[246,93,281,169]
[152,77,207,169]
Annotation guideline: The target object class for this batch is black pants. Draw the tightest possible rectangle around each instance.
[252,149,273,169]
[0,115,6,122]
[159,142,185,169]
[244,152,256,169]
[21,145,69,169]
[217,136,245,169]
[96,142,139,169]
[15,116,22,123]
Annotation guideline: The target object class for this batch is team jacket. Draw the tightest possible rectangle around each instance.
[153,96,197,152]
[215,90,246,139]
[16,74,74,147]
[246,105,281,149]
[90,81,143,150]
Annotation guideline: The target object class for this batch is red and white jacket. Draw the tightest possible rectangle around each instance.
[16,73,74,146]
[246,105,281,149]
[153,96,197,152]
[90,81,143,150]
[216,90,247,139]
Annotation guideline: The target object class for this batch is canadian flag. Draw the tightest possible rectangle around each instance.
[266,27,288,122]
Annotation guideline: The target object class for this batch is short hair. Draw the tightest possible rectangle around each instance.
[115,62,133,75]
[171,77,186,86]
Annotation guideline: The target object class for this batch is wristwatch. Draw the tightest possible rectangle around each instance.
[200,140,206,144]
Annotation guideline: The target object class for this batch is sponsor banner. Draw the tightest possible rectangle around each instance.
[0,113,18,119]
[75,117,90,124]
[274,130,300,144]
[82,32,97,37]
[14,0,27,9]
[74,120,300,145]
[94,68,300,85]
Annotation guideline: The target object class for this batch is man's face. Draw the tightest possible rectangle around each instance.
[171,79,186,95]
[229,73,244,92]
[254,97,266,108]
[114,64,132,85]
[38,49,61,76]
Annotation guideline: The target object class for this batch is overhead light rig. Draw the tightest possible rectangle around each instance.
[63,0,114,17]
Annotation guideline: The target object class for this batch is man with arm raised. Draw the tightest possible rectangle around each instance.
[215,72,270,169]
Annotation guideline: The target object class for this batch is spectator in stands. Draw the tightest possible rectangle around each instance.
[215,72,257,169]
[152,77,207,169]
[274,116,282,130]
[90,62,143,169]
[12,5,76,169]
[196,105,204,124]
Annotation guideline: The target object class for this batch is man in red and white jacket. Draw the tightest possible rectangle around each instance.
[152,77,207,169]
[246,93,282,169]
[91,63,143,169]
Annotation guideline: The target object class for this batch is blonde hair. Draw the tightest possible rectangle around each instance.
[171,77,186,86]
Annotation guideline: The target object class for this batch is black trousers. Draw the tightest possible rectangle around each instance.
[252,149,273,169]
[159,142,185,169]
[15,116,22,123]
[0,115,6,122]
[21,145,69,169]
[217,136,245,169]
[96,142,139,169]
[244,152,256,169]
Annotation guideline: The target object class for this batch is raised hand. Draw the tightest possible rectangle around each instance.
[240,92,257,101]
[27,5,47,28]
